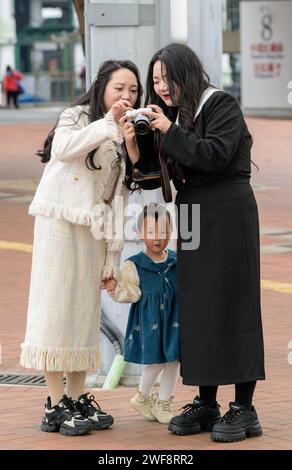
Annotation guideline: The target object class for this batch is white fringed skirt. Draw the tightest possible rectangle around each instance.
[20,215,106,372]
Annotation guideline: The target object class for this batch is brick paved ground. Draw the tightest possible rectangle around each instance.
[0,110,291,450]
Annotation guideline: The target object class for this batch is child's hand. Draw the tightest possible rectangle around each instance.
[106,279,117,294]
[101,278,117,294]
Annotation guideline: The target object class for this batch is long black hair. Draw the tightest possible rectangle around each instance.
[36,60,143,170]
[146,43,258,170]
[145,43,211,130]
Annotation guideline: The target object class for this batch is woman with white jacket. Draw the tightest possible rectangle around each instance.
[20,60,142,436]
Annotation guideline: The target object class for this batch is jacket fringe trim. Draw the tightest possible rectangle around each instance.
[29,202,92,226]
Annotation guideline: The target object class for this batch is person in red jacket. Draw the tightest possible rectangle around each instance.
[2,65,23,108]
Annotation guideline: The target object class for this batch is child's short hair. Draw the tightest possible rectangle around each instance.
[137,203,172,232]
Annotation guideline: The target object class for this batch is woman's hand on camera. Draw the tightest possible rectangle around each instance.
[143,105,172,134]
[119,115,140,164]
[111,99,132,124]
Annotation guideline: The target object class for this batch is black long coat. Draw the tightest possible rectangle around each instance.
[135,91,265,386]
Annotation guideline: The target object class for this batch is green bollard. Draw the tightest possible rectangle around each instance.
[102,354,126,389]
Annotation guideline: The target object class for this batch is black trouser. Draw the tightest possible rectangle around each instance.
[6,91,19,108]
[199,381,257,409]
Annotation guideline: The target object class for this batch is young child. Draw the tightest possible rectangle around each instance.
[20,59,143,436]
[103,203,180,425]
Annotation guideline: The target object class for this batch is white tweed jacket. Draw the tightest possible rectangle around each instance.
[29,105,129,253]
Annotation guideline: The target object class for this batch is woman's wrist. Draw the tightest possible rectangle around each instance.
[159,118,172,135]
[126,146,140,164]
[104,110,124,144]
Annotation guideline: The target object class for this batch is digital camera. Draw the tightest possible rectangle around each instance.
[125,108,152,135]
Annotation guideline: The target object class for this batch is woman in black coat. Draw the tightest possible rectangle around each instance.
[124,43,265,443]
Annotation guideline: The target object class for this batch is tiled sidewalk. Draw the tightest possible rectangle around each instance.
[0,116,292,450]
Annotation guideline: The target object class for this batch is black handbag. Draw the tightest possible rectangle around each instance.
[132,130,172,203]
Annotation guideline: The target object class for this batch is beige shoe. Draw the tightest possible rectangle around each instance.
[151,396,174,424]
[130,390,156,421]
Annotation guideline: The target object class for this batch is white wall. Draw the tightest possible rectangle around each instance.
[241,0,292,111]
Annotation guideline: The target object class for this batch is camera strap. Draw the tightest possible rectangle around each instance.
[158,138,172,203]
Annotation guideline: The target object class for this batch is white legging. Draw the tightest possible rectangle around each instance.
[139,361,180,401]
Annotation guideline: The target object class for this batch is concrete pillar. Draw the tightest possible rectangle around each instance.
[85,0,161,381]
[84,0,223,381]
[85,0,158,86]
[158,0,223,86]
[186,0,223,88]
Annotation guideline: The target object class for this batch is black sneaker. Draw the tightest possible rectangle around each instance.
[41,395,93,436]
[168,396,221,435]
[75,393,114,430]
[211,402,263,442]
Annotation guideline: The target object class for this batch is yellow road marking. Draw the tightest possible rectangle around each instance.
[0,240,32,253]
[0,240,291,294]
[0,179,38,191]
[261,279,292,295]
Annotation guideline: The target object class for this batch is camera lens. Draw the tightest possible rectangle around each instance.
[134,114,150,135]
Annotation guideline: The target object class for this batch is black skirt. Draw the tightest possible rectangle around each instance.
[176,182,265,386]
